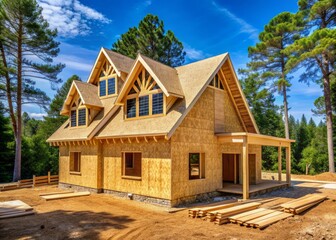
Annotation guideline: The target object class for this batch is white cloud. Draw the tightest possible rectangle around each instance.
[184,44,207,61]
[212,1,258,41]
[28,112,47,119]
[144,0,152,7]
[37,0,111,37]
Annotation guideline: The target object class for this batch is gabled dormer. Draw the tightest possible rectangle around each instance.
[115,54,184,120]
[87,48,134,99]
[60,80,103,128]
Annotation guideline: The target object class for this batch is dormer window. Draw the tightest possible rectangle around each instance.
[209,74,224,90]
[125,69,165,119]
[98,60,117,98]
[69,97,88,128]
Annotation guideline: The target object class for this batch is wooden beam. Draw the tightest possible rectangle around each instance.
[136,137,140,143]
[153,136,158,142]
[144,136,148,143]
[128,137,132,143]
[234,154,237,184]
[120,138,124,144]
[278,147,282,182]
[113,138,116,144]
[242,138,249,200]
[286,146,291,186]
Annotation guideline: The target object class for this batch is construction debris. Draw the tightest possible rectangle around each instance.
[0,200,35,219]
[41,191,91,201]
[280,194,327,214]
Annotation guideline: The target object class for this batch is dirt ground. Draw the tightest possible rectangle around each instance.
[292,172,336,182]
[1,179,336,240]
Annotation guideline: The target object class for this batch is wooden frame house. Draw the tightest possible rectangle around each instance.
[48,48,294,206]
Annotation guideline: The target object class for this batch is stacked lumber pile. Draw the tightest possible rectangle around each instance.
[280,194,327,214]
[229,208,293,229]
[212,202,262,225]
[0,183,20,192]
[40,191,90,201]
[0,200,35,219]
[188,200,237,218]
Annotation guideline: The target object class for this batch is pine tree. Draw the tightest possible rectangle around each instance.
[0,0,64,181]
[285,0,336,172]
[294,115,310,171]
[112,14,186,67]
[248,12,304,139]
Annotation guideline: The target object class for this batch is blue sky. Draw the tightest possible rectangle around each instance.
[29,0,323,123]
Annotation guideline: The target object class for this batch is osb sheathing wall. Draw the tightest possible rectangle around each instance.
[102,140,171,200]
[171,88,220,201]
[59,144,100,189]
[170,87,261,201]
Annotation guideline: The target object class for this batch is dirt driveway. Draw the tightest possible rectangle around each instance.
[0,180,336,240]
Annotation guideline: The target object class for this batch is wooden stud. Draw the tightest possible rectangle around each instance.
[234,154,237,184]
[120,138,124,144]
[113,138,116,144]
[153,136,158,142]
[128,137,132,143]
[242,137,249,200]
[286,146,291,186]
[106,139,110,144]
[144,136,148,143]
[136,137,140,143]
[278,146,282,182]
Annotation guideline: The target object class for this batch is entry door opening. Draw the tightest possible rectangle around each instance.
[222,154,239,184]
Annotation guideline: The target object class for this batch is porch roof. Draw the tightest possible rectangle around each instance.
[216,132,295,147]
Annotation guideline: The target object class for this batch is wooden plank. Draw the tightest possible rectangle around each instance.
[245,211,284,227]
[41,191,91,201]
[235,209,276,224]
[254,212,293,229]
[281,195,326,209]
[229,208,266,223]
[294,199,325,214]
[0,211,35,219]
[39,191,74,196]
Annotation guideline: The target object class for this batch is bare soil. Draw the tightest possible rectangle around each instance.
[292,172,336,182]
[0,179,336,240]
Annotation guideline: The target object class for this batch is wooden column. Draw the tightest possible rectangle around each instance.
[234,154,237,184]
[242,138,249,200]
[286,146,291,186]
[278,147,282,182]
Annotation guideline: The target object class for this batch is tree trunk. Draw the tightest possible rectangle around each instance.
[323,74,335,173]
[13,17,23,182]
[283,85,290,139]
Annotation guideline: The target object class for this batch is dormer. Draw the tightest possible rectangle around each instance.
[87,48,134,99]
[115,54,184,120]
[60,81,103,128]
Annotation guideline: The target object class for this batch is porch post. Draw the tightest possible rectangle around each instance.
[242,137,249,200]
[286,146,291,186]
[278,146,282,182]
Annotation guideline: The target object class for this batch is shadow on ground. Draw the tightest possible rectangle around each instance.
[0,209,134,240]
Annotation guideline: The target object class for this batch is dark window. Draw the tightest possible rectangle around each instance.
[139,95,149,116]
[126,98,136,118]
[99,80,106,97]
[70,152,81,172]
[219,79,224,90]
[99,70,105,77]
[152,93,163,115]
[71,110,77,127]
[123,152,142,177]
[108,78,115,95]
[78,108,86,126]
[128,87,136,95]
[189,153,205,180]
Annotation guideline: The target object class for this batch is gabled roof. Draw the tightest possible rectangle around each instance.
[115,54,184,105]
[87,48,134,83]
[60,80,103,115]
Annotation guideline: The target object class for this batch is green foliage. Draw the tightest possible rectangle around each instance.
[112,14,186,67]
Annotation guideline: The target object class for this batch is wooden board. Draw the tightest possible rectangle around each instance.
[0,200,35,219]
[253,212,293,229]
[39,191,74,196]
[41,191,91,200]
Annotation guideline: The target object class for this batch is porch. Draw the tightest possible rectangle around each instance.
[217,132,295,200]
[217,180,289,195]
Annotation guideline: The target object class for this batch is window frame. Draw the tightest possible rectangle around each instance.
[69,151,81,174]
[70,96,88,128]
[208,74,225,91]
[98,74,118,99]
[189,153,205,180]
[121,152,142,180]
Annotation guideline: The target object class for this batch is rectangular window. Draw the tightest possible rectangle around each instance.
[99,80,106,97]
[139,95,149,116]
[70,110,77,127]
[108,78,115,95]
[122,152,142,178]
[152,93,163,115]
[78,108,86,126]
[189,153,205,180]
[70,152,81,172]
[126,98,136,118]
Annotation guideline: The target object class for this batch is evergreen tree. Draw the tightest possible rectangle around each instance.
[285,0,336,172]
[294,115,310,171]
[248,12,304,139]
[112,14,186,67]
[0,0,64,180]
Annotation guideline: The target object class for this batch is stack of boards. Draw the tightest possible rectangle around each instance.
[188,194,327,229]
[0,200,35,219]
[280,194,327,215]
[40,191,90,200]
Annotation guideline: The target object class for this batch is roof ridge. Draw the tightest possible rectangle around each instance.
[138,53,177,71]
[103,48,135,61]
[176,53,228,69]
